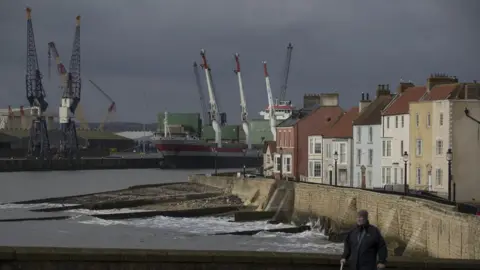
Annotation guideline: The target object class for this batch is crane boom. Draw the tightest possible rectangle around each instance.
[278,43,293,102]
[200,49,222,148]
[263,61,276,141]
[88,80,116,131]
[193,62,209,126]
[234,53,251,149]
[25,7,50,160]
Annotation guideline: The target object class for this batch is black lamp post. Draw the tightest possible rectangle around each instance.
[242,149,247,177]
[333,151,338,186]
[403,151,409,195]
[279,147,283,180]
[446,148,453,201]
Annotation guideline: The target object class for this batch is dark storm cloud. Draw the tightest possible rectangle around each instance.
[0,0,479,123]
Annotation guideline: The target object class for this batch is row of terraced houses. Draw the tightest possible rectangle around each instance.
[263,74,480,203]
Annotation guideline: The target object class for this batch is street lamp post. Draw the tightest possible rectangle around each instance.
[279,147,283,180]
[403,151,409,195]
[333,151,339,186]
[446,148,453,201]
[242,149,247,177]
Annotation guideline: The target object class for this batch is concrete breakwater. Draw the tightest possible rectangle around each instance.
[0,157,163,172]
[189,175,480,260]
[0,246,479,270]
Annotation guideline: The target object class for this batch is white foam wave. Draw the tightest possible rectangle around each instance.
[79,215,294,234]
[67,208,156,215]
[0,203,79,209]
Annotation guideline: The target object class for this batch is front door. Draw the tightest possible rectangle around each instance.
[329,170,333,185]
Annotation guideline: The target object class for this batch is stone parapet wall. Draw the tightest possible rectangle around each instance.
[190,175,480,259]
[0,246,479,270]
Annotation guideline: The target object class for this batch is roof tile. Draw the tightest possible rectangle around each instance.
[383,86,427,115]
[322,107,359,138]
[422,83,459,101]
[353,95,393,126]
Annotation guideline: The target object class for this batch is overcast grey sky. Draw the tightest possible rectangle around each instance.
[0,0,479,123]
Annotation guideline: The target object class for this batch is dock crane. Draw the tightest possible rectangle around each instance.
[233,53,251,149]
[278,43,293,103]
[49,15,82,160]
[193,62,210,126]
[25,7,50,159]
[88,79,116,131]
[262,61,276,141]
[200,49,222,147]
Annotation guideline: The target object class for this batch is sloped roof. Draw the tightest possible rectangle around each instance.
[263,141,276,153]
[322,107,359,138]
[382,86,427,116]
[422,83,460,101]
[353,95,393,126]
[277,105,320,127]
[277,104,344,129]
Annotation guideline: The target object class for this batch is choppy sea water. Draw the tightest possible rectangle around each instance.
[0,169,342,254]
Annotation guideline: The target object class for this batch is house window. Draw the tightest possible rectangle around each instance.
[275,156,281,171]
[427,113,431,127]
[400,140,404,156]
[401,115,404,128]
[395,116,398,128]
[394,167,398,184]
[357,149,362,165]
[386,117,390,128]
[309,138,314,154]
[386,167,391,184]
[382,167,386,184]
[339,143,346,163]
[266,154,271,164]
[435,168,443,186]
[416,139,423,156]
[326,143,331,158]
[357,127,362,143]
[439,113,444,126]
[368,149,373,166]
[368,127,373,143]
[314,141,322,154]
[416,167,422,184]
[400,168,404,184]
[284,156,291,173]
[416,113,420,127]
[436,140,443,155]
[386,141,392,157]
[367,171,372,187]
[382,141,386,157]
[308,161,322,177]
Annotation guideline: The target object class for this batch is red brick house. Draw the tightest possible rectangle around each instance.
[274,97,343,180]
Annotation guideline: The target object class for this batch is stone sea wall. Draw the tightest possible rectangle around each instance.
[190,175,480,259]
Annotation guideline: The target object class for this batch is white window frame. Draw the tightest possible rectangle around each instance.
[326,143,331,158]
[308,160,322,178]
[356,148,362,165]
[382,167,386,185]
[368,126,373,143]
[308,137,322,154]
[356,126,362,143]
[416,167,422,185]
[400,140,404,156]
[368,149,373,166]
[283,155,292,173]
[395,116,398,128]
[367,171,372,188]
[386,167,391,184]
[436,140,443,156]
[339,143,347,164]
[439,113,444,126]
[435,168,443,186]
[382,141,386,157]
[416,113,420,127]
[416,139,423,156]
[386,141,392,157]
[401,115,404,128]
[274,154,281,172]
[386,117,390,129]
[393,167,398,184]
[427,113,431,128]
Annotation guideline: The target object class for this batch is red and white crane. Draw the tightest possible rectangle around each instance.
[200,49,222,148]
[262,61,276,141]
[233,53,251,149]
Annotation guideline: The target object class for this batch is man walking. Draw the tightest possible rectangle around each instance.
[340,210,387,270]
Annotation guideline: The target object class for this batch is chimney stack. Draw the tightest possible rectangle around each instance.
[377,83,392,97]
[427,73,458,92]
[359,92,372,113]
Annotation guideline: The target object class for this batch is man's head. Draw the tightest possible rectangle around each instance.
[356,210,369,226]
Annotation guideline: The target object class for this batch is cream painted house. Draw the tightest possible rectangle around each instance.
[263,141,276,177]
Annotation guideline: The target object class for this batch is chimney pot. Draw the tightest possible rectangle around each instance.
[366,93,370,100]
[361,92,365,101]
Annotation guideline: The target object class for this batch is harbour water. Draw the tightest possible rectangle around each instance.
[0,169,342,254]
